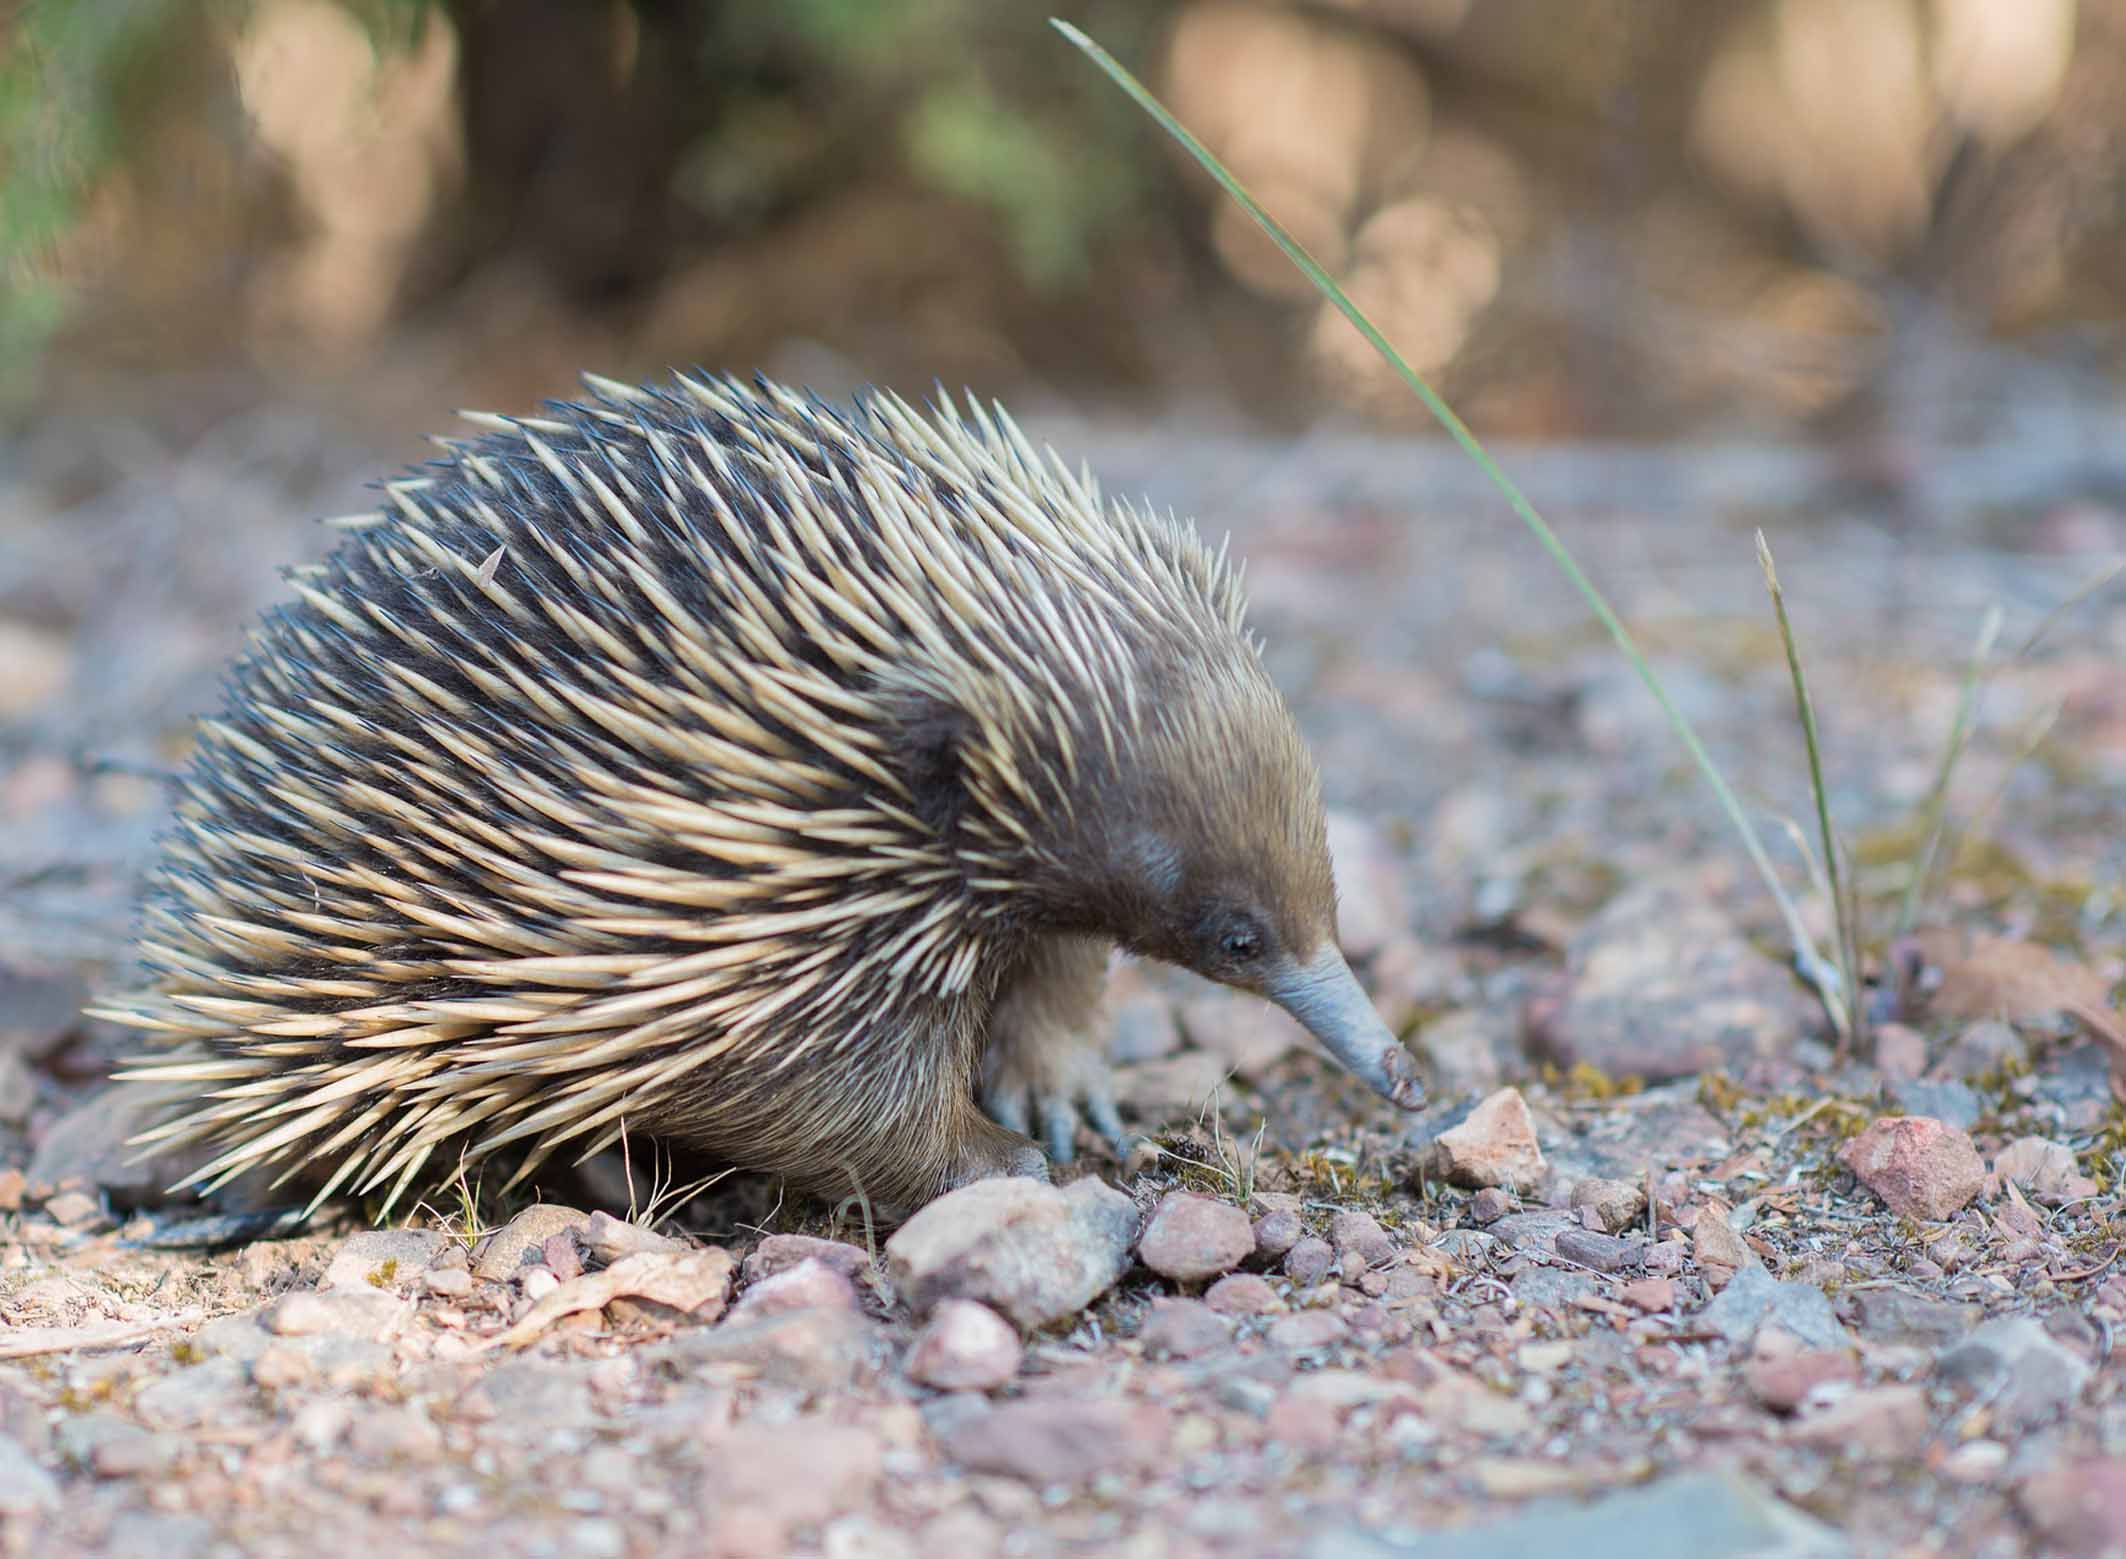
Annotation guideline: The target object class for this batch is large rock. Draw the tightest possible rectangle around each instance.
[1525,880,1818,1081]
[1837,1117,1984,1220]
[1137,1192,1253,1282]
[886,1176,1137,1330]
[1302,1470,1847,1559]
[940,1398,1171,1489]
[1426,1087,1545,1192]
[1939,1316,2091,1434]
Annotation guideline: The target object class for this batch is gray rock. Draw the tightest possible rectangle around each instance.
[463,1360,598,1432]
[885,1175,1137,1329]
[1939,1316,2092,1433]
[1698,1264,1850,1352]
[262,1288,409,1340]
[1509,1268,1602,1311]
[0,1432,57,1514]
[193,1312,271,1365]
[940,1398,1170,1488]
[103,1511,215,1559]
[1848,1287,1978,1346]
[1884,1079,1983,1132]
[1554,1228,1638,1273]
[321,1228,445,1292]
[473,1203,591,1280]
[54,1413,171,1477]
[1308,1470,1847,1558]
[648,1307,886,1395]
[133,1357,252,1431]
[1525,880,1818,1082]
[25,1088,179,1202]
[1488,1210,1581,1255]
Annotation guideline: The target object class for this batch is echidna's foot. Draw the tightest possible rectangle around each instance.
[981,1034,1134,1166]
[941,1111,1050,1192]
[981,933,1131,1165]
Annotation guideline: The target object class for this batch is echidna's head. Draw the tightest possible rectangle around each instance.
[977,635,1425,1112]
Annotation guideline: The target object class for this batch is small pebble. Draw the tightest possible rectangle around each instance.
[1618,1277,1675,1313]
[1468,1187,1514,1224]
[906,1299,1022,1390]
[1554,1228,1635,1273]
[1251,1208,1303,1259]
[1204,1273,1285,1315]
[1137,1297,1231,1359]
[1567,1177,1647,1234]
[1284,1237,1334,1287]
[1329,1210,1395,1271]
[424,1266,474,1299]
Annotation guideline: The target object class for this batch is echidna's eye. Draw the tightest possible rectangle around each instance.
[1218,924,1263,963]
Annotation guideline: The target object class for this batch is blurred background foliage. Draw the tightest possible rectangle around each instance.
[2,0,2122,438]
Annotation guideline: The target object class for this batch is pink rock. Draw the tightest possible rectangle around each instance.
[2021,1457,2126,1552]
[1427,1087,1545,1193]
[905,1299,1021,1390]
[1618,1277,1674,1313]
[1994,1137,2100,1206]
[1205,1273,1286,1315]
[1469,1187,1514,1224]
[741,1234,869,1285]
[1745,1348,1861,1413]
[1324,811,1409,958]
[1870,1023,1928,1083]
[733,1257,859,1318]
[700,1420,882,1538]
[1838,1116,1985,1220]
[1137,1297,1230,1359]
[1266,1310,1350,1351]
[1251,1208,1304,1259]
[1138,1192,1254,1283]
[1329,1209,1396,1271]
[1569,1177,1647,1234]
[1787,1385,1929,1456]
[942,1399,1171,1487]
[1284,1237,1335,1287]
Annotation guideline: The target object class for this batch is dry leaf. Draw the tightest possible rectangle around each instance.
[487,1248,734,1351]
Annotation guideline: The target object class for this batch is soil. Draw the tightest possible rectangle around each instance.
[1,372,2124,1558]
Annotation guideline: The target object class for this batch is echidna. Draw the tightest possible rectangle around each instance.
[98,372,1423,1215]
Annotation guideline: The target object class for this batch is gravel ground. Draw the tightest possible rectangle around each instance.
[2,379,2125,1558]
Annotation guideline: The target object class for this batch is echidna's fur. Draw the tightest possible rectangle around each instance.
[99,372,1422,1215]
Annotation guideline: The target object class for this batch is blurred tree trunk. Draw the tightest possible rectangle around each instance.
[450,0,716,301]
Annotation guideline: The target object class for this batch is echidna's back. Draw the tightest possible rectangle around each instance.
[106,373,1253,1209]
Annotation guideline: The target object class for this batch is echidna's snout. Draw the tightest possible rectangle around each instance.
[1262,946,1427,1110]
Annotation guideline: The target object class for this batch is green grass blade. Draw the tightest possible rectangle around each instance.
[1053,18,1837,1016]
[1756,533,1858,1048]
[1895,605,2001,937]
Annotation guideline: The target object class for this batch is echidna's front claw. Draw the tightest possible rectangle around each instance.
[981,1034,1140,1168]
